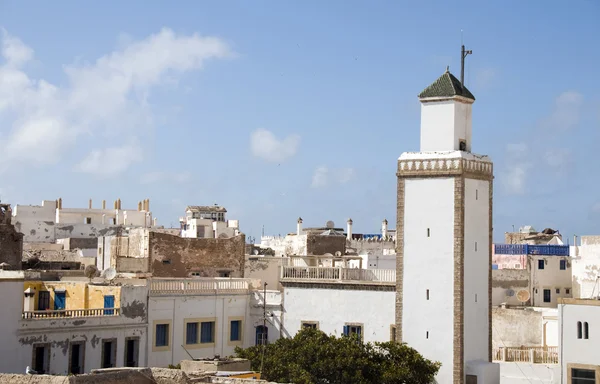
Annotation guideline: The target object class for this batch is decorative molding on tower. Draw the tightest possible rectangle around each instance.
[397,156,493,181]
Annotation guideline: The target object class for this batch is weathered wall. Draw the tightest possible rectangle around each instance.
[150,232,246,278]
[492,308,542,348]
[0,204,24,269]
[58,237,98,250]
[306,233,345,255]
[259,235,307,256]
[492,269,530,306]
[244,256,282,288]
[23,281,122,311]
[117,257,149,273]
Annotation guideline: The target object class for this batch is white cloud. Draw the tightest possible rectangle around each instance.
[592,202,600,214]
[501,142,531,195]
[473,68,496,89]
[250,129,300,162]
[0,27,233,176]
[541,91,584,132]
[140,171,192,184]
[311,166,356,188]
[75,143,143,176]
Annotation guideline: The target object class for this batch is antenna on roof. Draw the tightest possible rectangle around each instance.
[461,42,472,88]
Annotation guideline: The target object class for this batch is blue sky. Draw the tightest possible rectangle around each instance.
[0,1,598,243]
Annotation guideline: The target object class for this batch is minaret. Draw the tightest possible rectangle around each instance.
[395,67,498,383]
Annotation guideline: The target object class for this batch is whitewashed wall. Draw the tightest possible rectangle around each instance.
[282,285,395,343]
[402,177,455,384]
[0,274,27,374]
[498,362,559,383]
[260,235,307,256]
[530,256,572,307]
[463,178,491,363]
[559,301,600,381]
[420,101,472,152]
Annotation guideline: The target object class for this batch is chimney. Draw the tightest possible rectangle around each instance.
[153,218,157,227]
[123,212,127,226]
[102,200,106,210]
[297,217,303,236]
[89,199,92,209]
[146,199,150,212]
[102,214,106,225]
[114,200,117,209]
[138,201,142,211]
[58,198,62,210]
[347,218,353,241]
[117,198,122,210]
[213,221,218,238]
[382,219,388,238]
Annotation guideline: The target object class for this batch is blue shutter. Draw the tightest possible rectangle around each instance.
[201,322,214,343]
[343,325,349,336]
[156,324,168,347]
[54,292,66,310]
[186,323,198,344]
[230,320,240,341]
[103,295,115,315]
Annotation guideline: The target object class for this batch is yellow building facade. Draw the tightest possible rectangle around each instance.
[24,281,121,312]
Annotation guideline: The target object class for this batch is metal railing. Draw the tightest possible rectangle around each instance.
[150,279,249,295]
[22,307,120,319]
[280,266,396,283]
[492,347,558,364]
[494,244,570,256]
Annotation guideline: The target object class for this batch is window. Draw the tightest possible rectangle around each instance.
[515,263,521,269]
[475,242,478,251]
[155,324,169,347]
[572,368,595,382]
[68,342,85,375]
[459,139,467,151]
[103,295,115,315]
[556,288,561,294]
[124,337,139,367]
[110,218,116,225]
[543,289,551,303]
[476,189,478,200]
[84,217,91,224]
[538,259,545,270]
[426,289,429,300]
[475,294,478,302]
[390,325,396,342]
[230,320,242,341]
[101,339,116,369]
[200,321,215,343]
[256,325,268,345]
[38,291,50,310]
[161,260,171,265]
[54,291,66,310]
[186,322,199,345]
[560,260,567,270]
[218,271,231,278]
[427,228,430,237]
[577,322,582,339]
[343,324,363,340]
[426,331,429,339]
[190,272,201,277]
[584,322,589,339]
[301,321,318,330]
[566,288,571,295]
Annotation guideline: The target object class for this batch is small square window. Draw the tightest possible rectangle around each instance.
[560,260,567,270]
[186,322,198,344]
[301,322,318,330]
[556,288,560,294]
[538,260,545,270]
[566,288,571,295]
[84,217,92,224]
[200,321,215,343]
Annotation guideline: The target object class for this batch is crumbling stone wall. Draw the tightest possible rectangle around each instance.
[306,233,345,255]
[150,232,246,278]
[0,204,24,269]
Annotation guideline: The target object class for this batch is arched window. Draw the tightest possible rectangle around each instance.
[577,321,582,339]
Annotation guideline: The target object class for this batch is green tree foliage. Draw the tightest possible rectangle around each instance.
[235,327,440,384]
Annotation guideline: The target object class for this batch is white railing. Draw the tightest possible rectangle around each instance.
[22,308,120,319]
[150,279,249,295]
[280,266,396,284]
[492,347,558,364]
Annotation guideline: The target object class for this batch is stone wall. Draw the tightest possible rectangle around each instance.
[58,237,98,250]
[492,308,542,348]
[0,204,23,269]
[306,233,345,255]
[150,232,246,278]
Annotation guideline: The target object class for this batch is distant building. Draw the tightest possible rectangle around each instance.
[0,203,24,270]
[180,205,239,239]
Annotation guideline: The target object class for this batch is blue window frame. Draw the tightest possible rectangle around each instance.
[200,321,215,343]
[343,325,362,338]
[230,320,241,341]
[155,324,169,347]
[560,260,567,270]
[186,322,198,344]
[54,292,66,310]
[103,295,115,315]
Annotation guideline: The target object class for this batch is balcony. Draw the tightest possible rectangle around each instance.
[22,308,120,319]
[494,244,570,256]
[492,347,558,365]
[149,278,249,296]
[280,266,396,285]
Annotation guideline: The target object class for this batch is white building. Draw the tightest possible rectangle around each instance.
[571,236,600,300]
[558,298,600,383]
[13,198,154,243]
[396,68,499,383]
[280,265,396,343]
[147,278,282,368]
[180,205,240,239]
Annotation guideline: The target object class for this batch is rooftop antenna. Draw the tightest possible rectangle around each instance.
[460,33,472,88]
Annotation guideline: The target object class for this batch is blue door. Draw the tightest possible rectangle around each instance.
[104,295,115,315]
[54,292,66,310]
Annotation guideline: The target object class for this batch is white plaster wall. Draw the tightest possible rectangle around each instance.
[454,101,472,152]
[402,177,455,384]
[283,285,395,343]
[147,294,251,368]
[464,178,491,363]
[420,101,456,152]
[248,290,284,344]
[366,254,396,269]
[260,235,307,257]
[530,256,572,307]
[0,277,27,374]
[498,362,559,384]
[559,302,600,381]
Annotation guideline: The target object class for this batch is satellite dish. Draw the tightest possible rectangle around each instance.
[101,267,117,281]
[334,251,342,257]
[326,220,335,229]
[253,249,259,255]
[84,265,98,279]
[506,289,515,297]
[516,290,530,303]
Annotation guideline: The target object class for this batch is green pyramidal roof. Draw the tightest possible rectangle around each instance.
[418,70,475,101]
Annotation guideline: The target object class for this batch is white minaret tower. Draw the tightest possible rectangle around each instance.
[395,65,499,383]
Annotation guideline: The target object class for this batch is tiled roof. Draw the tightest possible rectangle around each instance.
[186,205,227,213]
[418,70,475,101]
